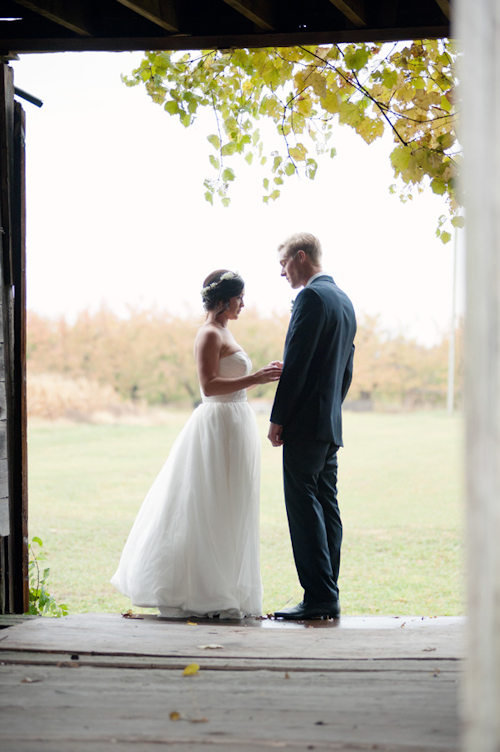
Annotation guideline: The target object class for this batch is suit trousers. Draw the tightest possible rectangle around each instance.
[282,440,341,604]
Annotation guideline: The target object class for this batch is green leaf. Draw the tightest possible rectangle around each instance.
[285,161,296,176]
[440,95,452,113]
[209,154,220,170]
[32,537,43,547]
[431,178,446,195]
[207,134,221,150]
[221,198,231,208]
[305,158,317,180]
[440,231,452,244]
[381,69,398,89]
[391,145,413,174]
[164,100,180,116]
[344,47,370,72]
[222,167,235,182]
[204,191,213,205]
[451,215,465,229]
[288,144,307,161]
[221,142,237,156]
[437,133,455,150]
[338,102,363,127]
[245,152,253,165]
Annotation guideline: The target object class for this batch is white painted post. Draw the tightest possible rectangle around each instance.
[446,230,457,414]
[455,1,500,750]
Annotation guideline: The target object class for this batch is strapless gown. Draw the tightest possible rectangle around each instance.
[111,350,263,619]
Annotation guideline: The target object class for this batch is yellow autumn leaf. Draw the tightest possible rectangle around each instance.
[183,663,200,676]
[170,711,182,721]
[309,71,326,98]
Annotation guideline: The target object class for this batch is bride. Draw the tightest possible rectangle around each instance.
[111,270,282,619]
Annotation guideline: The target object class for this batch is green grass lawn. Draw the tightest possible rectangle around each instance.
[28,409,464,617]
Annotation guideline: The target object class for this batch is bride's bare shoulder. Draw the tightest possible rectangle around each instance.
[194,322,223,356]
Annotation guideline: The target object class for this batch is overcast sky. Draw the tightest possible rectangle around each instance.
[11,50,464,344]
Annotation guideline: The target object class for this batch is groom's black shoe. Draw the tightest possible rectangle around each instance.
[274,600,340,620]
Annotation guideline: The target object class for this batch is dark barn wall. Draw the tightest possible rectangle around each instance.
[0,63,28,614]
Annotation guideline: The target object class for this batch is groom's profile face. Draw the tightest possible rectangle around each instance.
[279,248,304,289]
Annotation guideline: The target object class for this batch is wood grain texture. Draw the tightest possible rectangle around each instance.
[0,614,462,751]
[115,0,179,32]
[0,497,9,536]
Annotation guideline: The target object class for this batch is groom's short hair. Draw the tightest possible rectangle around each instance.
[278,232,322,265]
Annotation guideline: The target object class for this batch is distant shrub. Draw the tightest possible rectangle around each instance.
[28,372,126,420]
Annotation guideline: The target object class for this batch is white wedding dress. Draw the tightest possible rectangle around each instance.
[111,350,263,619]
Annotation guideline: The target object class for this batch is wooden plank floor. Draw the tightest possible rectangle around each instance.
[0,614,463,752]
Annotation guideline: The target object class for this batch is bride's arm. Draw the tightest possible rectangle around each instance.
[195,328,281,397]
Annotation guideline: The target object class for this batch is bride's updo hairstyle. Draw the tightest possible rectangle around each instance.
[201,269,245,312]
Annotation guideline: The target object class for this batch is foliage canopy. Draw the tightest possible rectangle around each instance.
[124,40,462,243]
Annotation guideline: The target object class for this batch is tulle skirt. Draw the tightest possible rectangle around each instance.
[111,400,263,619]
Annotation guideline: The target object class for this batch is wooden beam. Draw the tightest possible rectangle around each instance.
[0,25,451,55]
[221,0,274,31]
[434,0,451,20]
[115,0,179,33]
[326,0,367,28]
[12,0,93,37]
[11,101,28,614]
[457,0,500,749]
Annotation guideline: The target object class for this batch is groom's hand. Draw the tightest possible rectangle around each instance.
[268,422,284,447]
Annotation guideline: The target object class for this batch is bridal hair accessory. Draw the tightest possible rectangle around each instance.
[201,271,239,295]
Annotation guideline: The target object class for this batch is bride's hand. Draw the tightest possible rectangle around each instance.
[253,364,282,384]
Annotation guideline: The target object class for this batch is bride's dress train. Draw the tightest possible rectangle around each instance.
[111,350,263,619]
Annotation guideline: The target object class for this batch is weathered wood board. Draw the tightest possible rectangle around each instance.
[0,613,465,661]
[0,614,462,751]
[0,661,459,752]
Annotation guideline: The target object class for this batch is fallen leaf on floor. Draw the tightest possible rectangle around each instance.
[400,622,406,628]
[21,677,42,683]
[187,621,198,626]
[169,711,182,721]
[122,610,143,619]
[183,663,200,676]
[284,672,290,679]
[423,647,436,652]
[188,717,208,723]
[197,643,224,650]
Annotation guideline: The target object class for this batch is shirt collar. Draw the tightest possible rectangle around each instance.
[306,272,328,286]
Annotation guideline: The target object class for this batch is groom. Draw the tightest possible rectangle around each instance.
[268,232,356,620]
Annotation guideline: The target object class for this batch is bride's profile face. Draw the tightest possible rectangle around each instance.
[227,290,245,319]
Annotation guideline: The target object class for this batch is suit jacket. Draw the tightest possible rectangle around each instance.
[270,275,356,445]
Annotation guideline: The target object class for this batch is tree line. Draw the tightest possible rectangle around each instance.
[27,306,462,411]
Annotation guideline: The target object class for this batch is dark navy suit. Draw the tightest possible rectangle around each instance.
[270,275,356,604]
